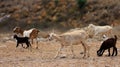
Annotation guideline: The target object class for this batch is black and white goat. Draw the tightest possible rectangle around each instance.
[97,35,118,56]
[13,35,31,48]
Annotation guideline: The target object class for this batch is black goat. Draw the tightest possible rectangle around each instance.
[14,35,31,48]
[97,35,117,56]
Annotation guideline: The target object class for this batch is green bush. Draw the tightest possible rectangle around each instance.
[76,0,87,9]
[54,0,59,6]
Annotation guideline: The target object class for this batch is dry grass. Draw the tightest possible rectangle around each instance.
[0,33,120,67]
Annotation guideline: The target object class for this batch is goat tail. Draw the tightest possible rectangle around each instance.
[114,35,117,41]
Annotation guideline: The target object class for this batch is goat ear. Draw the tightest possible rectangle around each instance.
[15,26,20,28]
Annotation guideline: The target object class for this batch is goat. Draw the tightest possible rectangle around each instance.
[13,35,31,48]
[87,24,113,38]
[13,27,39,49]
[97,35,118,56]
[48,29,89,58]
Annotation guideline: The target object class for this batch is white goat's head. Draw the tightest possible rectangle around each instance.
[88,24,95,29]
[48,33,58,41]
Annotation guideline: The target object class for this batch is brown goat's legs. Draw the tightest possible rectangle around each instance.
[31,39,33,44]
[30,39,38,49]
[36,38,38,49]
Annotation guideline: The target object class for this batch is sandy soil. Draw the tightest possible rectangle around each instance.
[0,35,120,67]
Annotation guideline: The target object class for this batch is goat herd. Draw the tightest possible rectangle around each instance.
[13,24,118,59]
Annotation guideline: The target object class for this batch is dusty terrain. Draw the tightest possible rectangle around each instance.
[0,0,120,67]
[0,34,120,67]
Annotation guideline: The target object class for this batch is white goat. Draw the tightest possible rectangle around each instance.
[87,24,113,38]
[48,29,89,58]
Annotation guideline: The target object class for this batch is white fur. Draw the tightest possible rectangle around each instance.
[23,29,34,37]
[102,35,109,41]
[100,35,109,44]
[87,24,113,36]
[48,29,89,58]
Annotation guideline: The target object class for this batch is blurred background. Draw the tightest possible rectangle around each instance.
[0,0,120,32]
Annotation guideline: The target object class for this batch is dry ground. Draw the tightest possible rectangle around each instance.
[0,34,120,67]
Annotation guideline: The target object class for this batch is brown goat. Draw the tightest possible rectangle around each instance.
[13,27,39,49]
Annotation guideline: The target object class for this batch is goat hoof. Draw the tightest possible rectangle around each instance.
[83,56,86,59]
[60,56,66,59]
[83,55,87,59]
[54,56,59,59]
[23,47,27,49]
[54,57,58,59]
[80,52,84,54]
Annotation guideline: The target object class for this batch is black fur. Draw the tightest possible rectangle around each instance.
[97,35,117,56]
[14,35,31,48]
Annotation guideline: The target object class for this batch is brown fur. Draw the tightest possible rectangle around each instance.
[13,27,39,49]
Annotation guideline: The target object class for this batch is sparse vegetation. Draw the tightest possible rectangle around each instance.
[0,0,120,32]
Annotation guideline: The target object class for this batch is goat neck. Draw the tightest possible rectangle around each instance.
[19,29,24,35]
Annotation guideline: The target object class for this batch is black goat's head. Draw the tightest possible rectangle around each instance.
[13,34,18,39]
[97,50,103,56]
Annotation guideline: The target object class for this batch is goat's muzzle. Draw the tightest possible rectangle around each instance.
[97,50,102,56]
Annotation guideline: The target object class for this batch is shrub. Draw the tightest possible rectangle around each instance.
[54,0,59,6]
[76,0,87,9]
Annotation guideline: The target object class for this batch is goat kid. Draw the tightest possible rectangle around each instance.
[97,35,117,56]
[13,27,39,49]
[14,35,31,49]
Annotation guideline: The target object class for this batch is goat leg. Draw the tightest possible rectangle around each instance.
[115,47,118,56]
[21,44,26,48]
[70,45,75,58]
[108,48,111,56]
[81,41,87,58]
[31,39,33,44]
[97,50,102,56]
[97,50,100,55]
[112,47,115,56]
[29,43,32,47]
[36,38,39,49]
[16,43,19,47]
[55,45,63,59]
[99,50,105,56]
